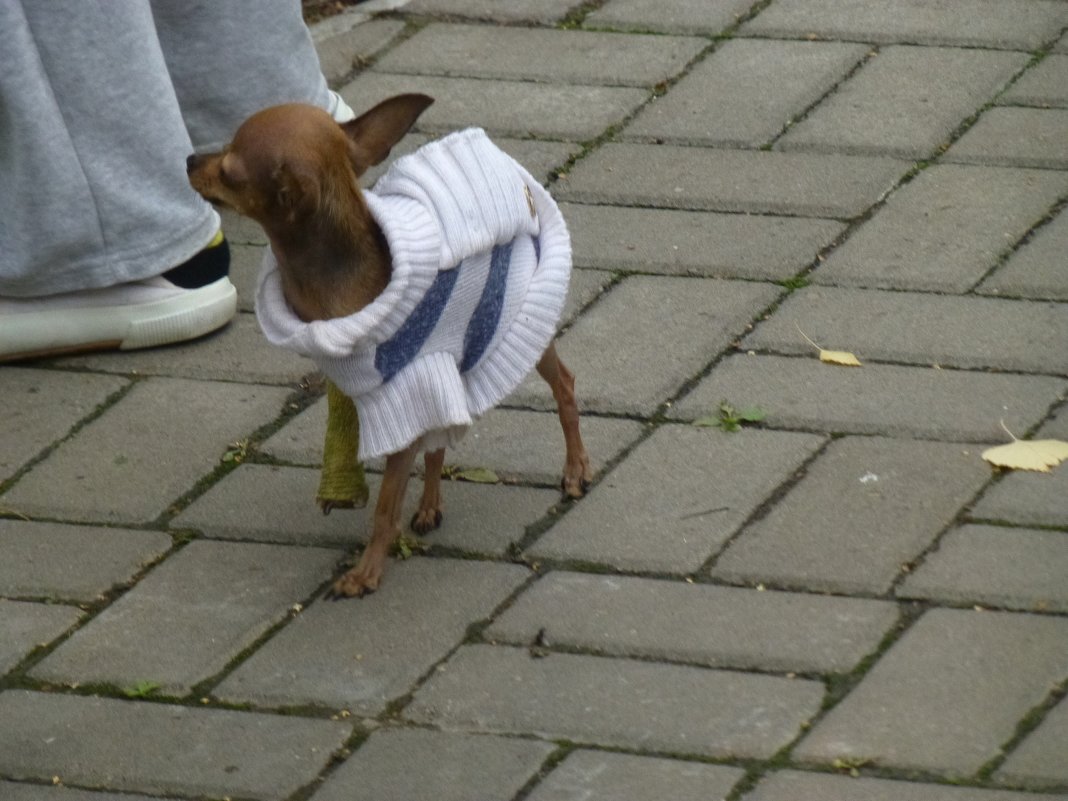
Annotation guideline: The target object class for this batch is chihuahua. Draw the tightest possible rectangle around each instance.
[188,95,591,597]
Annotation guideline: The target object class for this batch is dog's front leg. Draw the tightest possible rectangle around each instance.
[329,441,420,598]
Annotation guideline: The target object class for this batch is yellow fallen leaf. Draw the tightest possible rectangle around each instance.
[796,324,862,367]
[819,349,862,367]
[982,439,1068,473]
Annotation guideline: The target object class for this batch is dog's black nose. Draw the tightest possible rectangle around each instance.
[186,153,200,172]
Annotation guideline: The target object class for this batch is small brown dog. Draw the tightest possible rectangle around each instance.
[188,95,591,597]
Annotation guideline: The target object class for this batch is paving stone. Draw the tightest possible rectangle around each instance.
[174,463,560,557]
[216,558,529,713]
[2,378,292,524]
[487,571,898,673]
[742,286,1068,374]
[31,540,340,695]
[979,207,1068,300]
[230,242,265,312]
[1055,31,1068,54]
[0,601,82,676]
[625,39,867,147]
[311,728,554,801]
[527,749,744,801]
[942,107,1068,169]
[341,73,648,140]
[585,0,758,35]
[315,18,406,86]
[778,46,1028,158]
[219,206,267,245]
[510,275,781,415]
[746,770,1068,801]
[0,368,128,484]
[898,524,1068,613]
[528,426,825,574]
[813,165,1068,292]
[0,783,163,801]
[740,0,1068,50]
[970,407,1068,528]
[0,520,171,602]
[996,697,1068,787]
[406,644,825,758]
[793,608,1068,775]
[55,313,315,384]
[402,0,584,23]
[0,690,350,801]
[671,354,1067,443]
[558,143,909,218]
[377,24,705,87]
[562,204,845,280]
[712,437,990,594]
[999,54,1068,108]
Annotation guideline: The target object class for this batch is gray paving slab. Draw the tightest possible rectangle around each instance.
[671,354,1067,443]
[999,54,1068,109]
[30,540,340,696]
[813,165,1068,292]
[745,770,1068,801]
[311,728,554,801]
[406,644,825,758]
[558,143,909,218]
[793,608,1068,776]
[376,23,705,87]
[0,690,350,801]
[528,426,826,574]
[0,368,128,484]
[978,207,1068,301]
[739,0,1068,50]
[219,206,267,245]
[777,46,1028,158]
[340,72,648,140]
[1,378,292,524]
[562,203,845,280]
[585,0,758,35]
[54,313,315,384]
[0,520,171,602]
[486,571,899,674]
[402,0,584,23]
[174,463,561,557]
[215,559,530,713]
[526,749,744,801]
[942,107,1068,169]
[970,407,1068,528]
[623,39,867,147]
[510,275,781,415]
[898,524,1068,613]
[742,286,1068,374]
[1055,32,1068,54]
[314,18,406,86]
[229,242,265,312]
[996,697,1068,787]
[711,437,991,595]
[0,600,82,676]
[0,784,165,801]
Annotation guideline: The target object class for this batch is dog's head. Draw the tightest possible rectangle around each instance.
[186,94,434,230]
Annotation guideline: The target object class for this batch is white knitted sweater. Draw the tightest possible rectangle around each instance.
[256,128,571,460]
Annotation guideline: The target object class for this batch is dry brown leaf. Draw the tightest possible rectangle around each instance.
[796,324,862,367]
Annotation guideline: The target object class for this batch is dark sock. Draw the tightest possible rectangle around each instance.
[162,235,230,289]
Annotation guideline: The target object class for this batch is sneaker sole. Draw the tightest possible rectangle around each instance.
[0,277,238,362]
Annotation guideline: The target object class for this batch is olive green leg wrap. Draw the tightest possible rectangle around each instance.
[317,380,369,513]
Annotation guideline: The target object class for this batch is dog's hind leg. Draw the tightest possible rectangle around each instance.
[411,448,445,533]
[536,342,592,498]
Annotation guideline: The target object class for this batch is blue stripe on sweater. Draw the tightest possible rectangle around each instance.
[460,242,512,373]
[375,267,459,383]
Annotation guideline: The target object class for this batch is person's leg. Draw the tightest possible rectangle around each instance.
[0,0,234,360]
[150,0,353,152]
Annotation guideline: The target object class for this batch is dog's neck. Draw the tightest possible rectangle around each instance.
[265,181,391,323]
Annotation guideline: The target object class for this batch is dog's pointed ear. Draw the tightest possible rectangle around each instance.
[341,94,434,175]
[273,160,320,222]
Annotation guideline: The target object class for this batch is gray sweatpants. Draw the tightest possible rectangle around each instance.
[0,0,335,297]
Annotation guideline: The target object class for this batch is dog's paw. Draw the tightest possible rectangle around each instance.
[327,564,382,599]
[410,507,443,534]
[561,456,593,499]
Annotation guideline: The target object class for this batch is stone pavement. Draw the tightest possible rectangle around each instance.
[2,0,1068,799]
